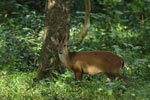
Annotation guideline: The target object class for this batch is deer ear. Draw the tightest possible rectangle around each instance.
[51,37,55,42]
[51,37,59,45]
[64,35,69,43]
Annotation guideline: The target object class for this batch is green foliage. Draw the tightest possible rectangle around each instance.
[0,0,150,99]
[0,71,150,99]
[71,0,150,53]
[0,4,44,71]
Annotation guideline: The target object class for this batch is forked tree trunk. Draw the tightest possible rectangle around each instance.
[34,0,70,82]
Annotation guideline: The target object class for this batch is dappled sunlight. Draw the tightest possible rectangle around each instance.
[0,71,150,99]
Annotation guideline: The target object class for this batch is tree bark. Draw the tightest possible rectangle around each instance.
[77,0,90,45]
[34,0,70,82]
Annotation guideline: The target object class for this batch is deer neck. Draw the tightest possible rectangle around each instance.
[58,52,70,68]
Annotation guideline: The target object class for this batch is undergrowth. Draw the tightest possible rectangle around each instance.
[0,67,150,100]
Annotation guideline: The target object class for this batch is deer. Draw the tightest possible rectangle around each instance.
[51,36,128,82]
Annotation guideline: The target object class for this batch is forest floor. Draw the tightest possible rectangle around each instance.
[0,69,150,100]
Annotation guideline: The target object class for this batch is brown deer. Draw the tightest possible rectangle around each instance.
[51,36,127,82]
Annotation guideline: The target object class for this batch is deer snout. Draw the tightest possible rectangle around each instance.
[59,50,63,54]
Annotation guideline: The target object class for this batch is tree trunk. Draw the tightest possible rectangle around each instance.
[34,0,70,82]
[77,0,90,45]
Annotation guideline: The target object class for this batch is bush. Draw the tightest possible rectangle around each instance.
[0,4,44,71]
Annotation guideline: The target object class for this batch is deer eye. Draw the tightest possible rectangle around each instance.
[64,44,68,47]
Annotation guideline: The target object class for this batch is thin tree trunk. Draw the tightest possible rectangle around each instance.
[34,0,70,82]
[77,0,90,45]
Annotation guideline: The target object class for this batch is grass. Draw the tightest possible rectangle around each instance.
[0,69,150,100]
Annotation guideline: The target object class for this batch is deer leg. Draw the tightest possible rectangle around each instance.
[106,73,116,82]
[112,73,128,82]
[74,72,82,81]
